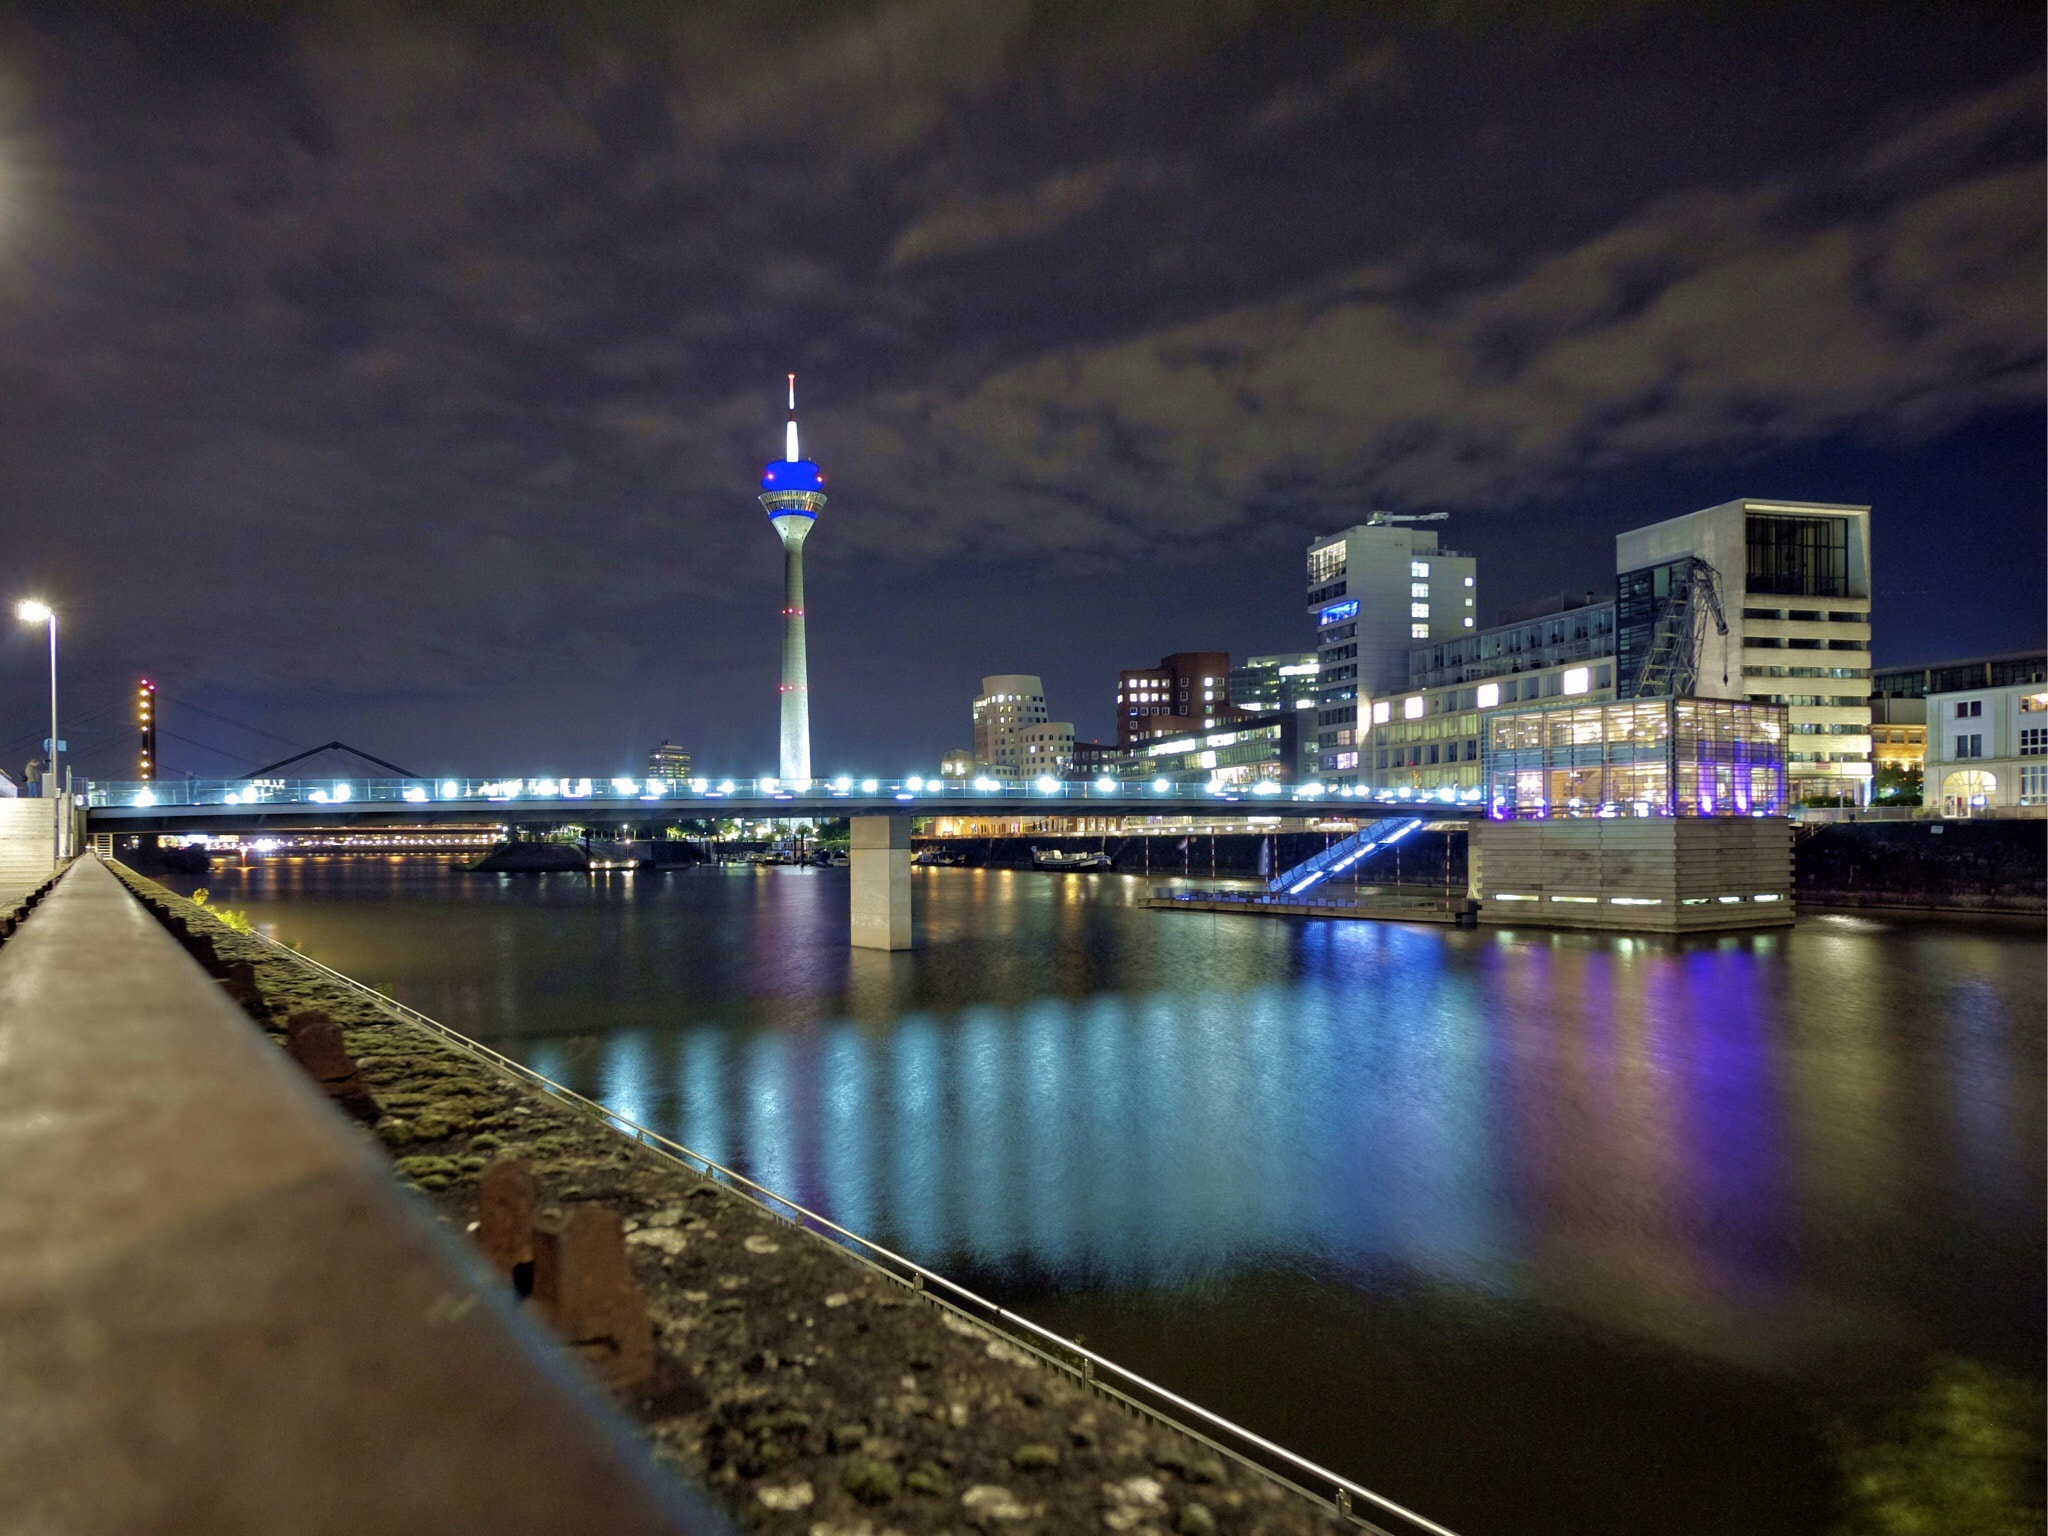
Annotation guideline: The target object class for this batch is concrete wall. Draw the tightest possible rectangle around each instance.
[1796,820,2046,912]
[1475,816,1794,931]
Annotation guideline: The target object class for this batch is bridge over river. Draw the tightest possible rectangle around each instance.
[80,774,1483,832]
[82,775,1480,951]
[77,774,1795,944]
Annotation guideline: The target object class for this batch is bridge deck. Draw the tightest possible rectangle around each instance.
[83,776,1481,832]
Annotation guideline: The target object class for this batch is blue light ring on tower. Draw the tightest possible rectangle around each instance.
[760,459,825,493]
[759,488,826,520]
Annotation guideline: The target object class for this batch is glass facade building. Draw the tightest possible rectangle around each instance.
[1484,697,1788,820]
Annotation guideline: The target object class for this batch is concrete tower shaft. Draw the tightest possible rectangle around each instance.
[772,513,813,782]
[758,375,825,784]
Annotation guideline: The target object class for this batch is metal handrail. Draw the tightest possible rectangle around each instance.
[244,926,1461,1536]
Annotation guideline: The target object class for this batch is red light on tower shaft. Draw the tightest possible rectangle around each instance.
[138,678,156,781]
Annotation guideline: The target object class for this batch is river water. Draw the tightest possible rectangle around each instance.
[166,856,2044,1536]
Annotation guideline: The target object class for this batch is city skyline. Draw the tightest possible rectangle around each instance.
[0,5,2040,777]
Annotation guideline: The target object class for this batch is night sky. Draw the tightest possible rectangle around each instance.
[0,3,2040,782]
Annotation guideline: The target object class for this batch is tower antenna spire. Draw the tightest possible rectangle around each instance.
[785,373,800,463]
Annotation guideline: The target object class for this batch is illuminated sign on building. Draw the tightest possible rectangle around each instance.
[1319,600,1359,626]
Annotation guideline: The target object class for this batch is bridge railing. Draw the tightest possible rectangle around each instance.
[82,774,1486,814]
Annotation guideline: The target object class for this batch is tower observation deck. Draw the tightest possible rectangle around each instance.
[759,375,825,783]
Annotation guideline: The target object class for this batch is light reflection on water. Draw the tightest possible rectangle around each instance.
[176,857,2045,1536]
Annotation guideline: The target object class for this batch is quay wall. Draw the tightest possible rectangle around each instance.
[102,861,1360,1536]
[1794,820,2045,914]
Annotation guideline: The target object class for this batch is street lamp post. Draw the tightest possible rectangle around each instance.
[16,600,58,860]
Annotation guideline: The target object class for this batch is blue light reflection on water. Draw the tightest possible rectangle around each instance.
[624,933,1536,1295]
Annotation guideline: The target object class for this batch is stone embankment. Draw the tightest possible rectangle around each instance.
[1794,820,2046,914]
[108,862,1358,1536]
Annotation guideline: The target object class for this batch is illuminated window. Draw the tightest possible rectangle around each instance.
[1411,622,1428,638]
[1411,582,1429,599]
[1371,700,1391,724]
[1403,696,1425,720]
[1463,618,1474,628]
[1410,561,1430,578]
[1476,683,1500,709]
[1563,667,1591,696]
[1410,603,1429,618]
[1463,576,1474,587]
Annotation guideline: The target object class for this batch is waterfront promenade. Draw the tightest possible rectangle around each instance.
[0,855,1427,1536]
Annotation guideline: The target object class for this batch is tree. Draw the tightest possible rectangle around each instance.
[1873,762,1924,804]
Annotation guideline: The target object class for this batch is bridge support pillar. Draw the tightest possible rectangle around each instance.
[849,814,913,950]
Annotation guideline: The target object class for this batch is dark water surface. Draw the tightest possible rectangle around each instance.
[168,857,2045,1536]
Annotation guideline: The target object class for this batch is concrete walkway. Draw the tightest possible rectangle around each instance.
[0,856,728,1536]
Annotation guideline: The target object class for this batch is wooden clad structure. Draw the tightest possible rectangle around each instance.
[1474,817,1793,932]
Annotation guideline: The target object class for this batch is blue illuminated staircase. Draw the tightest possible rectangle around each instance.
[1267,817,1425,896]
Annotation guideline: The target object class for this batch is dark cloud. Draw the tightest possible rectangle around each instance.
[0,3,2037,772]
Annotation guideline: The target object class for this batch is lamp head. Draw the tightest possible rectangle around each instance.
[16,599,52,624]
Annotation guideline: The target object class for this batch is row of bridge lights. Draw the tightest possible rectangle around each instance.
[127,776,1485,809]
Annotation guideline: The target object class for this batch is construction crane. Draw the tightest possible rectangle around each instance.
[1632,555,1730,698]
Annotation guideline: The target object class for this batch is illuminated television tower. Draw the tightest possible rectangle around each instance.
[758,374,824,783]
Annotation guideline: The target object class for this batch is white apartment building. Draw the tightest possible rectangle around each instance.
[1924,678,2048,817]
[1617,498,1873,804]
[1307,516,1478,783]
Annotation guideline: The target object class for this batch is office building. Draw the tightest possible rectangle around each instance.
[1229,654,1319,777]
[758,376,825,783]
[1116,652,1243,749]
[972,676,1073,779]
[1106,716,1299,787]
[1072,740,1117,776]
[1921,666,2048,817]
[647,741,693,781]
[1616,498,1873,805]
[1409,595,1613,690]
[1306,515,1477,781]
[1360,655,1620,802]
